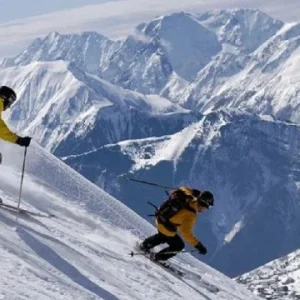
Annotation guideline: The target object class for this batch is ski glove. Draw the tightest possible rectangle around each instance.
[195,242,207,255]
[16,136,31,147]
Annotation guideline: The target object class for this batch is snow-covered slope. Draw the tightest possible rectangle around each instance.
[63,110,300,277]
[0,60,198,156]
[237,250,300,299]
[0,140,260,300]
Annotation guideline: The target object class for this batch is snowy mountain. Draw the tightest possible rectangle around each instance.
[197,9,283,53]
[101,33,174,95]
[0,60,198,155]
[180,21,300,123]
[63,110,300,277]
[237,249,300,299]
[0,10,285,102]
[0,140,260,300]
[0,31,118,75]
[2,9,299,123]
[135,12,221,81]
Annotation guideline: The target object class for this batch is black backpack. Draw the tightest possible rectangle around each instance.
[155,189,197,230]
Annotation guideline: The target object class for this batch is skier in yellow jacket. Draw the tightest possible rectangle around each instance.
[139,187,214,261]
[0,86,31,147]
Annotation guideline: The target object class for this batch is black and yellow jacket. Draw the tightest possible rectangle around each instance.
[0,99,19,143]
[156,187,200,246]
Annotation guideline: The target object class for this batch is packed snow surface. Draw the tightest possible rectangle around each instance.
[0,141,260,300]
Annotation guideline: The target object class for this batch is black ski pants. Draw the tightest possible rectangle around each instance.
[142,232,185,260]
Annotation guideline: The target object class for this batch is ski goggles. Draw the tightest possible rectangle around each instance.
[197,197,213,209]
[6,94,16,105]
[0,94,16,108]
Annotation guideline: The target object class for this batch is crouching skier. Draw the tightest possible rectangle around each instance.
[139,187,214,261]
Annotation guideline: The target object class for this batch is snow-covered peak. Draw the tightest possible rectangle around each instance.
[137,12,221,80]
[1,31,118,74]
[102,9,284,96]
[0,9,286,100]
[237,250,300,299]
[198,8,283,52]
[180,16,300,122]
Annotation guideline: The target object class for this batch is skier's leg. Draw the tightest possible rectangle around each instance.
[154,234,185,261]
[140,232,168,252]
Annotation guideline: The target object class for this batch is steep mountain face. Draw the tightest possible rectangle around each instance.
[197,9,283,53]
[101,34,174,95]
[237,250,300,299]
[63,110,300,277]
[0,31,118,74]
[0,60,198,155]
[180,22,300,123]
[178,8,284,110]
[136,12,221,81]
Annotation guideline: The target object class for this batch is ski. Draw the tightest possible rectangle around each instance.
[0,200,55,218]
[130,250,185,276]
[130,249,220,294]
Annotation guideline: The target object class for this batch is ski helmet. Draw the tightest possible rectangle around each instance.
[192,189,201,198]
[0,86,17,108]
[197,191,214,208]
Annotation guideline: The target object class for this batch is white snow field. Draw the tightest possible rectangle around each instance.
[0,141,260,300]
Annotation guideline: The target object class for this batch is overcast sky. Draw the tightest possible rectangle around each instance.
[0,0,300,58]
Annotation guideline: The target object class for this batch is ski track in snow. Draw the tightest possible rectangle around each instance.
[0,141,260,299]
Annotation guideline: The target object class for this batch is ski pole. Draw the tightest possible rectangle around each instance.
[130,249,198,257]
[16,147,28,222]
[121,175,175,190]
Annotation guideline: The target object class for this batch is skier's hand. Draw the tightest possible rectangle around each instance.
[195,242,207,255]
[16,136,32,147]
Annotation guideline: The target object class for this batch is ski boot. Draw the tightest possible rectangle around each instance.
[137,242,151,254]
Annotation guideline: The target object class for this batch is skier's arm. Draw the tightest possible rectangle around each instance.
[178,216,199,246]
[0,100,19,143]
[0,115,19,143]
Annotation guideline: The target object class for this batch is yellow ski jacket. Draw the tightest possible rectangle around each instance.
[156,187,200,246]
[0,99,19,143]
